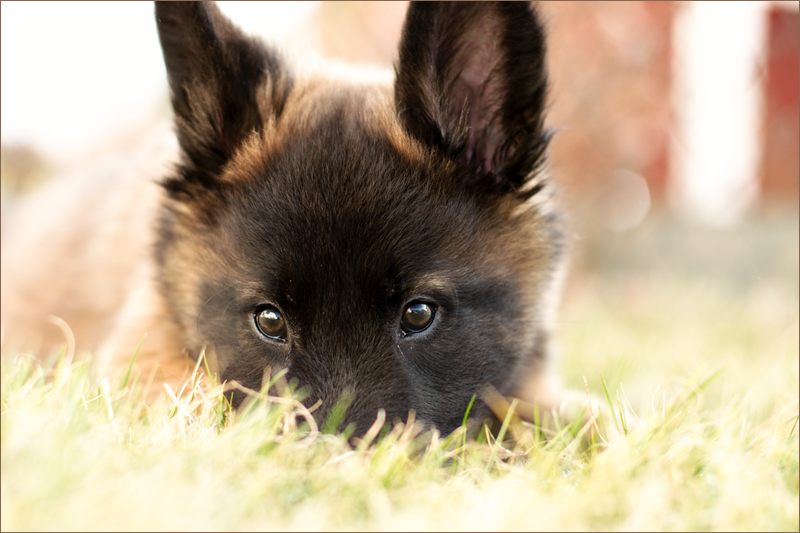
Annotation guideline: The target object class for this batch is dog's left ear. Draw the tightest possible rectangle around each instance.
[395,1,550,195]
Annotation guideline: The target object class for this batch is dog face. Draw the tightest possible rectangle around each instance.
[154,1,564,435]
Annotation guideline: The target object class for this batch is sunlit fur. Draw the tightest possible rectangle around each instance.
[1,1,581,436]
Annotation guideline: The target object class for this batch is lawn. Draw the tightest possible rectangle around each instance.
[2,211,798,531]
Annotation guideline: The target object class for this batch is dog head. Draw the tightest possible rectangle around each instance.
[154,1,564,435]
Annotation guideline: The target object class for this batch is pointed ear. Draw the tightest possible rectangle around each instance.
[394,2,550,195]
[155,1,291,197]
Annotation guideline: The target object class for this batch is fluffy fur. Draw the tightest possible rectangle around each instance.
[2,1,579,436]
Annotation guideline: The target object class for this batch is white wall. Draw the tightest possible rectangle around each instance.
[669,1,770,227]
[0,2,319,164]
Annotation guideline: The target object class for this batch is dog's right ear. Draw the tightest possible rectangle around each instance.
[155,1,291,199]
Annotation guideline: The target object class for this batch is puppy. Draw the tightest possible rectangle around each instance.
[1,1,584,436]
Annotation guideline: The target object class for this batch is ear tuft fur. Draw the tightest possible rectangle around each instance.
[394,1,551,197]
[155,1,291,201]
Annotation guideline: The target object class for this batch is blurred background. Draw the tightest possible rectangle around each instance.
[2,2,797,224]
[2,2,797,407]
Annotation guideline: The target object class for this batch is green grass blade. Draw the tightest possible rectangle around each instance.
[121,334,146,389]
[321,390,354,434]
[599,372,621,434]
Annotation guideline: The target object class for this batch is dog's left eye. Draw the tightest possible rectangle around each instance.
[401,302,435,334]
[255,306,287,340]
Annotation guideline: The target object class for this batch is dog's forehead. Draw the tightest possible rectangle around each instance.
[214,73,521,298]
[270,72,428,166]
[223,73,434,197]
[226,158,475,288]
[230,77,457,234]
[242,145,467,273]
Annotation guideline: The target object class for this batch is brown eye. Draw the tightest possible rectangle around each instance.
[401,302,435,333]
[255,306,287,340]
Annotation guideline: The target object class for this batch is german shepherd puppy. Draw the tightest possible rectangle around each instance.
[1,1,580,436]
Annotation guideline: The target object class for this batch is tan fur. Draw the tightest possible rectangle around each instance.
[1,2,597,434]
[0,84,585,427]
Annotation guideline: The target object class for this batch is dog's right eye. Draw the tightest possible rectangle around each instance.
[401,302,435,334]
[255,306,287,340]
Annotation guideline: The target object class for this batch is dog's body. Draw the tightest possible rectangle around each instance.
[1,1,579,435]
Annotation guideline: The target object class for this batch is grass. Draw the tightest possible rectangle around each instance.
[2,212,798,531]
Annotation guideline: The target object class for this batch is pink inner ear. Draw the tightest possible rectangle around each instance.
[447,18,507,175]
